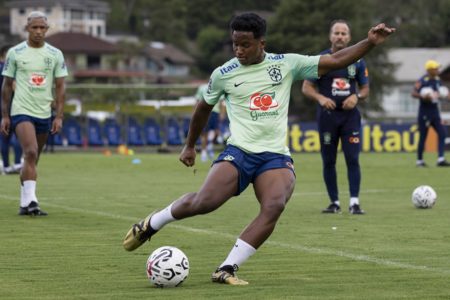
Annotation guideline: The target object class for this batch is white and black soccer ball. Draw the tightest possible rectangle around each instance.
[438,86,449,98]
[146,246,189,288]
[412,185,437,209]
[419,87,434,98]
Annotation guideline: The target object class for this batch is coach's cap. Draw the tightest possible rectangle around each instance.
[425,60,440,70]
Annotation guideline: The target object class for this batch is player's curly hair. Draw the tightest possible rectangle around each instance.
[230,13,266,39]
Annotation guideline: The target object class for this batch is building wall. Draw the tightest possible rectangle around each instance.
[10,5,106,38]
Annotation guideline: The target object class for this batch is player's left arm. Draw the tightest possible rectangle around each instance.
[318,24,395,76]
[51,77,65,134]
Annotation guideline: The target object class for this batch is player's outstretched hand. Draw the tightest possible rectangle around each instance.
[368,23,396,45]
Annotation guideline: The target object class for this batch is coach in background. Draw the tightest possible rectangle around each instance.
[0,11,68,215]
[302,20,368,215]
[412,59,450,167]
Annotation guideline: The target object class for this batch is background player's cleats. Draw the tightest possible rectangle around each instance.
[27,201,48,216]
[211,265,248,285]
[123,211,157,251]
[322,203,341,214]
[416,161,428,167]
[349,204,365,215]
[437,160,450,167]
[18,206,28,215]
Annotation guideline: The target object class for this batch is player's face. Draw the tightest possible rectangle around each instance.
[427,68,439,77]
[26,18,49,47]
[329,23,351,51]
[232,31,265,65]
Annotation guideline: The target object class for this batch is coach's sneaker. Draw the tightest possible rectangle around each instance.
[322,203,341,214]
[123,211,157,251]
[349,204,365,215]
[437,160,450,167]
[18,206,29,216]
[211,265,248,285]
[27,201,48,216]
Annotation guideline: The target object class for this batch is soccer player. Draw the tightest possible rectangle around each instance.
[302,20,368,215]
[412,59,450,167]
[0,11,68,215]
[123,13,394,285]
[0,45,23,175]
[195,83,226,161]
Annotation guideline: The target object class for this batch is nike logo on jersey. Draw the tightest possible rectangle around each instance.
[234,82,245,87]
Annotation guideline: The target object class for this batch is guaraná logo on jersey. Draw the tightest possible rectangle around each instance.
[250,92,278,111]
[331,78,351,97]
[249,92,279,121]
[29,73,47,86]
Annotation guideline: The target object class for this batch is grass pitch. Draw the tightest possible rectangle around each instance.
[0,151,449,299]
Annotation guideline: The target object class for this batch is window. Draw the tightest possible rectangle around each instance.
[71,9,83,20]
[87,55,101,69]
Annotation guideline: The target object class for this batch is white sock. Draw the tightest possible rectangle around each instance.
[416,160,424,164]
[333,200,340,207]
[150,203,176,230]
[23,180,37,207]
[437,157,446,163]
[20,185,27,207]
[350,197,359,206]
[219,238,256,270]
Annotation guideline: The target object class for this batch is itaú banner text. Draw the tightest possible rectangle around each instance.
[288,122,419,153]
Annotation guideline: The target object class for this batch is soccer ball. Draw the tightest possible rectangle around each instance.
[438,86,449,98]
[146,246,189,288]
[411,185,437,208]
[419,87,434,98]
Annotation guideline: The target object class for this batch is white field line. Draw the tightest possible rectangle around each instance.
[2,193,450,276]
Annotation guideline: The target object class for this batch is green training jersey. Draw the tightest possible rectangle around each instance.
[204,53,320,155]
[2,41,68,118]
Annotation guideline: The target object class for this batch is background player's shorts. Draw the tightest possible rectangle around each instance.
[214,144,295,195]
[203,111,219,132]
[12,115,51,134]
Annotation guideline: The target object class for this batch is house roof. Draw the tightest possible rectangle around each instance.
[46,32,118,54]
[388,48,450,82]
[145,42,194,65]
[6,0,110,13]
[73,70,155,79]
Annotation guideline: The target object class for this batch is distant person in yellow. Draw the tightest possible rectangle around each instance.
[0,11,68,215]
[195,83,226,162]
[411,60,450,167]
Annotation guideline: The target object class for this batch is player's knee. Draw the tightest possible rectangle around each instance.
[23,147,38,161]
[262,200,286,218]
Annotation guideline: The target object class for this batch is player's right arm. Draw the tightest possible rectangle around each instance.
[0,76,14,136]
[180,71,223,167]
[302,80,336,110]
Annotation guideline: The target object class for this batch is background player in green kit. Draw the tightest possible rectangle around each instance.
[123,13,395,285]
[0,11,68,216]
[195,83,226,162]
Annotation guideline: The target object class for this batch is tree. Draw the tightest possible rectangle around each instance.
[267,0,394,120]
